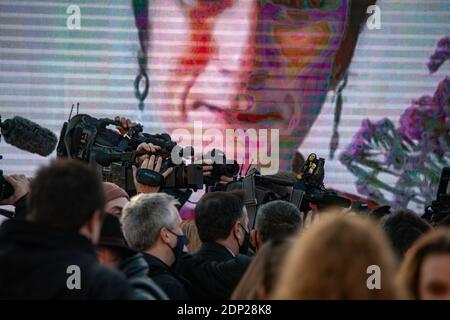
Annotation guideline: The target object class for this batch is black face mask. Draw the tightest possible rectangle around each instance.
[237,223,251,255]
[167,229,189,262]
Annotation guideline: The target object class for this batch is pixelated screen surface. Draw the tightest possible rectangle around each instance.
[0,0,449,210]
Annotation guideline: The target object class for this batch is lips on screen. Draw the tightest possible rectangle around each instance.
[147,0,349,134]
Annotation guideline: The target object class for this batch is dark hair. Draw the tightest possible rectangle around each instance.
[28,159,105,232]
[255,200,302,242]
[195,190,245,243]
[381,209,431,258]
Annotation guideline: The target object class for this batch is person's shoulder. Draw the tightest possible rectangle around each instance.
[151,270,182,286]
[232,254,252,268]
[128,276,169,300]
[213,254,251,273]
[86,263,132,299]
[152,272,189,300]
[235,253,252,263]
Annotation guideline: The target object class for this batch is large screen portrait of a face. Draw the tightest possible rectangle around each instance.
[0,0,448,210]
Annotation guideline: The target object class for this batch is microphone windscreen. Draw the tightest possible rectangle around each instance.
[1,116,57,156]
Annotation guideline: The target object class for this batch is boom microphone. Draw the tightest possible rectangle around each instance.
[0,116,58,156]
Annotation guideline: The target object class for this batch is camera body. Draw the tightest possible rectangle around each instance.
[203,149,240,188]
[219,153,351,228]
[423,167,450,225]
[58,114,236,195]
[0,117,14,201]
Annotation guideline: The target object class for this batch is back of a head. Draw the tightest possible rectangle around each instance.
[272,213,399,300]
[121,193,179,251]
[255,200,302,243]
[399,228,450,299]
[195,190,245,243]
[27,159,105,232]
[381,209,431,258]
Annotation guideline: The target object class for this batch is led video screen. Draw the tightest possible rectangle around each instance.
[0,0,448,210]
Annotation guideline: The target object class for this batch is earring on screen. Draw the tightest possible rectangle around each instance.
[329,72,348,160]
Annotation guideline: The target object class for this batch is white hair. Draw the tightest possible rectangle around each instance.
[121,193,179,251]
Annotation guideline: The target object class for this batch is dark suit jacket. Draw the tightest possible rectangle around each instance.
[196,242,235,262]
[176,242,251,300]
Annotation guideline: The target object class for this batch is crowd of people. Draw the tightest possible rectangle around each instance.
[0,143,449,300]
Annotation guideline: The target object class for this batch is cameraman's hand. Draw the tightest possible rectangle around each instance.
[0,175,30,206]
[114,116,138,136]
[218,175,233,184]
[136,142,161,164]
[133,155,173,194]
[202,159,214,177]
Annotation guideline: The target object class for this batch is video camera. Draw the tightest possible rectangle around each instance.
[422,167,450,225]
[220,153,351,228]
[1,115,58,203]
[57,114,239,196]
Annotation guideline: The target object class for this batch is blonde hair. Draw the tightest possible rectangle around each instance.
[231,239,292,300]
[272,213,400,300]
[181,219,202,254]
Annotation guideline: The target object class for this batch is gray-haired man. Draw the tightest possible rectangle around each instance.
[121,193,190,300]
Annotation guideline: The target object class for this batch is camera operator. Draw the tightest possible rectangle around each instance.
[0,159,131,299]
[174,190,252,300]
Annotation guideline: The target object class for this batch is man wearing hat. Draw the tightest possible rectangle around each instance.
[103,182,130,218]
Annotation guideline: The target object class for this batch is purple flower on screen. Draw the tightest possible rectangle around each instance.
[399,96,446,141]
[428,36,450,73]
[338,35,449,209]
[343,134,367,159]
[433,77,450,109]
